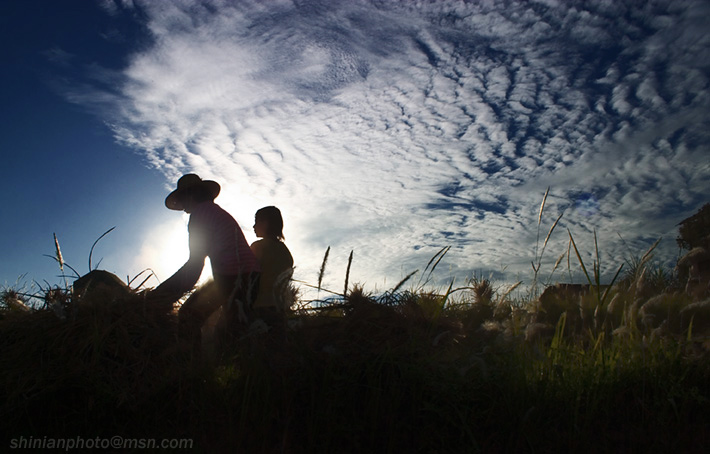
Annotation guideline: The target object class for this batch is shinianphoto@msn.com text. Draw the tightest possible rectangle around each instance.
[9,435,194,450]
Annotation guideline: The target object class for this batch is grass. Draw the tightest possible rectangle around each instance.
[1,228,709,453]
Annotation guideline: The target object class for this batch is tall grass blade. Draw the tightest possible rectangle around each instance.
[53,233,64,272]
[44,234,80,280]
[600,263,624,306]
[640,237,662,267]
[546,250,567,284]
[441,278,454,307]
[541,212,563,258]
[434,278,456,322]
[534,187,550,261]
[549,311,567,356]
[568,229,592,285]
[391,270,418,294]
[418,246,451,288]
[534,211,564,285]
[593,229,602,288]
[538,186,549,226]
[89,227,116,271]
[424,246,449,275]
[499,281,522,305]
[567,238,572,282]
[343,250,353,297]
[317,246,330,293]
[128,269,156,290]
[427,246,450,278]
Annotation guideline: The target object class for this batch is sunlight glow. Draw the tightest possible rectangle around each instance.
[134,215,211,288]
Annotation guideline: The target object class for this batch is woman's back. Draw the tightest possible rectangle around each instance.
[251,237,294,310]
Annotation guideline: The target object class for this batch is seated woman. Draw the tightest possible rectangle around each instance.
[250,206,294,327]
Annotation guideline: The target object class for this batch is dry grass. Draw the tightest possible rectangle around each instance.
[2,205,709,452]
[2,261,709,453]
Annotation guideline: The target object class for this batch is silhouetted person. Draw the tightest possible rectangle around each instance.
[149,174,260,348]
[250,206,294,330]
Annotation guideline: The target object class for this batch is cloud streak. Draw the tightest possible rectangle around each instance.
[72,0,710,294]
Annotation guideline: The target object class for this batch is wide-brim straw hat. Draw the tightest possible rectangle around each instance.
[165,174,221,210]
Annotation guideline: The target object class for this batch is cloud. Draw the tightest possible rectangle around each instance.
[69,0,710,295]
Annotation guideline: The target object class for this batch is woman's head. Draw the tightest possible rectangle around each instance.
[254,206,285,240]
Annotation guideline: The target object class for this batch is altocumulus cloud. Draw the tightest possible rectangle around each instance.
[76,0,710,294]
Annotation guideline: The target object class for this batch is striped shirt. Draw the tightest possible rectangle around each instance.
[188,201,260,276]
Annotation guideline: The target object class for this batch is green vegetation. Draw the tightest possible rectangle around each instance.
[1,207,709,453]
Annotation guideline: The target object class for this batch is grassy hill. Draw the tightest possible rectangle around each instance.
[2,257,709,453]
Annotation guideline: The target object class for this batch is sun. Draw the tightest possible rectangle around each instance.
[155,217,190,278]
[136,215,211,287]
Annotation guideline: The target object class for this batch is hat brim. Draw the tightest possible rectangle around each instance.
[165,180,221,210]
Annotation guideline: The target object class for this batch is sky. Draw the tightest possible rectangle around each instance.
[2,0,709,301]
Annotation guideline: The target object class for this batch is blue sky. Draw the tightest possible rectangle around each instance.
[2,0,709,300]
[1,0,171,288]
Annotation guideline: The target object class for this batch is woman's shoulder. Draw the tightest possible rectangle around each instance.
[250,238,266,251]
[274,241,294,264]
[253,238,292,259]
[251,238,278,251]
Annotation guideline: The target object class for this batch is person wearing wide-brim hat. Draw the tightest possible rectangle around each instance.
[148,174,261,348]
[164,173,222,211]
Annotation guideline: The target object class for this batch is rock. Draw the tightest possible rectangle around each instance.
[73,270,131,302]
